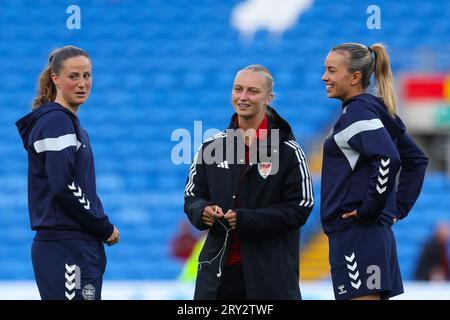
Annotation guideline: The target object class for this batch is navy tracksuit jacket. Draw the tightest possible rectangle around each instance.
[321,93,428,235]
[16,102,114,299]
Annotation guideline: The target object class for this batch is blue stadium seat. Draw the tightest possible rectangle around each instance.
[1,0,450,281]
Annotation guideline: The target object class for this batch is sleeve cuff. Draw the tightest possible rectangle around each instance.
[101,223,115,242]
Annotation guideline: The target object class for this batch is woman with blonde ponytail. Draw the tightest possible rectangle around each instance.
[320,43,428,300]
[16,46,119,300]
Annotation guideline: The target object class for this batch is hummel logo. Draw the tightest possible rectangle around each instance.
[376,157,390,194]
[378,167,389,176]
[349,270,359,280]
[351,279,362,289]
[338,284,347,295]
[378,176,388,185]
[65,263,77,300]
[68,182,91,210]
[376,185,387,194]
[347,261,358,272]
[217,161,229,169]
[381,158,390,167]
[345,252,361,290]
[345,252,355,262]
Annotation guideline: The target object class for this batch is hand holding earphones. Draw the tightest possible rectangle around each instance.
[198,209,232,278]
[202,205,224,226]
[224,209,237,229]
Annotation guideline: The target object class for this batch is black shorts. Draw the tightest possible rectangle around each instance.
[328,221,404,300]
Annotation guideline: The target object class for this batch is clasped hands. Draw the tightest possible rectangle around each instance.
[202,205,236,229]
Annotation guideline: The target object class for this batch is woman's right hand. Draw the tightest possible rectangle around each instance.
[106,226,120,246]
[202,205,224,226]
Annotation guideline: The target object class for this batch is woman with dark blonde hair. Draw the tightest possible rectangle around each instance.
[16,46,119,300]
[320,43,428,300]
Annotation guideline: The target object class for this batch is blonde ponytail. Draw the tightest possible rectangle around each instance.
[370,43,397,117]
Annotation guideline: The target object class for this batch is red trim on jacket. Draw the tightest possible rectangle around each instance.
[227,114,268,265]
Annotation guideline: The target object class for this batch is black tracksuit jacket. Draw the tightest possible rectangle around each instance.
[184,107,314,299]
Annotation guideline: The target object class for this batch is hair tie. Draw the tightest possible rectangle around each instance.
[368,46,377,71]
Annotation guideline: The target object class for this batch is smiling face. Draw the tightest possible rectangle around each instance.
[51,55,92,110]
[232,70,273,120]
[322,50,363,102]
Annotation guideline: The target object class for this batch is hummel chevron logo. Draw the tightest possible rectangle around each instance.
[78,195,86,204]
[65,291,75,300]
[67,182,91,211]
[65,281,75,291]
[378,167,389,176]
[376,185,387,194]
[345,252,355,262]
[347,261,358,272]
[349,270,359,280]
[376,158,390,194]
[65,264,76,300]
[379,157,390,172]
[74,187,82,197]
[65,264,76,273]
[345,252,361,290]
[217,161,229,169]
[351,279,361,289]
[65,272,75,282]
[378,176,388,185]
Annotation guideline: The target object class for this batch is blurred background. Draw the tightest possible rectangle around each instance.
[0,0,450,299]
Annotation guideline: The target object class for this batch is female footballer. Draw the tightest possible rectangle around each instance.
[184,64,314,299]
[16,46,119,300]
[320,43,428,300]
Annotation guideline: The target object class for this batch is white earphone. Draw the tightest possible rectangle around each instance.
[198,205,232,278]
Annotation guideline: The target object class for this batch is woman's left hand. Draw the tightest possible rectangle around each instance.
[342,210,358,219]
[224,210,237,229]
